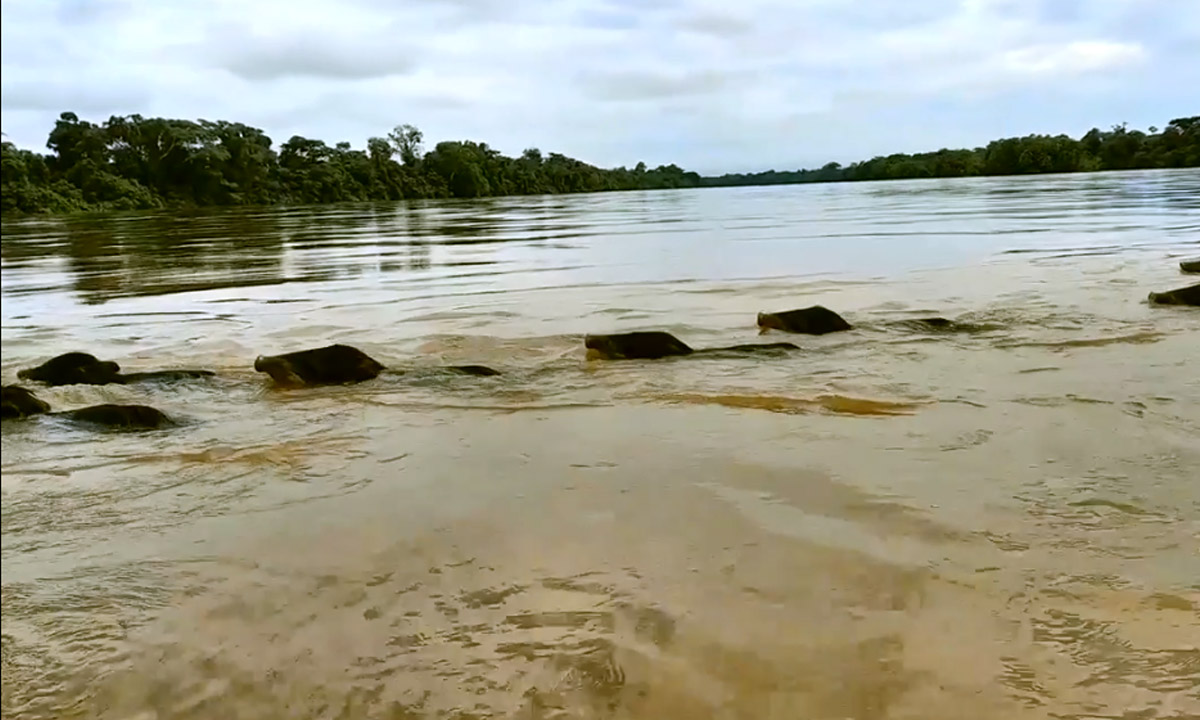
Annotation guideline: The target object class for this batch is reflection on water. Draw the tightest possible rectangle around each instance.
[3,169,1200,718]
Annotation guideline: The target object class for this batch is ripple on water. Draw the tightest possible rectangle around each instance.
[4,171,1200,718]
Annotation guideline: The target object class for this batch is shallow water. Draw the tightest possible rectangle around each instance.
[2,169,1199,719]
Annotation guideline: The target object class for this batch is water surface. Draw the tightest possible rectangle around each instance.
[3,170,1199,719]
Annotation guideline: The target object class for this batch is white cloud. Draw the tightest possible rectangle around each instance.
[0,0,1193,173]
[1000,40,1146,76]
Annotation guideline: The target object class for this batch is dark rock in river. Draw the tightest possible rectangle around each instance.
[254,344,386,387]
[2,385,173,429]
[253,344,500,385]
[883,317,954,332]
[1,385,52,419]
[584,332,800,360]
[63,404,173,430]
[17,352,214,386]
[584,332,695,360]
[1181,260,1200,274]
[757,306,852,335]
[18,352,122,386]
[1148,283,1200,307]
[445,365,502,377]
[886,317,1000,333]
[912,317,953,329]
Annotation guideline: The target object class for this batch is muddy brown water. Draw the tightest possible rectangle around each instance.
[2,170,1199,719]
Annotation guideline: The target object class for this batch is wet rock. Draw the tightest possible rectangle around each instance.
[1148,283,1200,307]
[1,385,52,419]
[17,352,214,386]
[757,306,852,335]
[584,332,800,360]
[17,352,122,386]
[2,386,173,430]
[446,365,502,377]
[912,317,953,328]
[63,404,173,430]
[1181,260,1200,274]
[887,317,1000,333]
[254,343,386,387]
[584,332,694,360]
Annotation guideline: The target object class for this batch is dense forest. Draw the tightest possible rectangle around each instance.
[704,116,1200,188]
[2,112,1197,215]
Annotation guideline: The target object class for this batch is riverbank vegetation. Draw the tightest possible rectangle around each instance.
[2,112,1197,215]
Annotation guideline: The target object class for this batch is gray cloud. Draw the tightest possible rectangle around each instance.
[676,11,753,37]
[215,34,417,81]
[583,69,730,101]
[0,0,1192,174]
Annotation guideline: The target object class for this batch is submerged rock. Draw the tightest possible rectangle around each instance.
[883,317,954,332]
[63,404,173,430]
[1,385,52,419]
[1148,283,1200,307]
[1181,260,1200,274]
[886,317,1000,333]
[2,386,172,430]
[253,343,501,386]
[18,352,122,386]
[17,352,214,386]
[912,317,953,329]
[445,364,502,377]
[757,306,852,335]
[584,332,799,360]
[254,344,386,387]
[584,332,694,360]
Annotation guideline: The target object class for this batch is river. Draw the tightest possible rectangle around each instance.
[2,169,1199,719]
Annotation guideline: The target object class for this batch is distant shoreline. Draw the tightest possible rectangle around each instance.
[3,112,1196,217]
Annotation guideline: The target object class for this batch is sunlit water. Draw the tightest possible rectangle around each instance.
[2,170,1199,719]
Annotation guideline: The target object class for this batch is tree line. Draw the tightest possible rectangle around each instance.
[703,117,1199,187]
[2,112,1197,215]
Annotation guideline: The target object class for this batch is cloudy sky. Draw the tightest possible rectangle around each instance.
[1,0,1195,174]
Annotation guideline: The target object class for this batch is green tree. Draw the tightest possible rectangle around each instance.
[388,124,424,166]
[3,111,1197,216]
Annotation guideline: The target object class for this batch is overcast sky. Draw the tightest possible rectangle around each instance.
[1,0,1195,175]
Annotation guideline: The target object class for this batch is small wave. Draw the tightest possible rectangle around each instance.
[1041,249,1121,259]
[589,307,649,316]
[1012,395,1114,407]
[401,309,521,322]
[1067,498,1154,516]
[94,310,212,319]
[653,392,925,416]
[939,429,994,451]
[124,436,364,469]
[360,399,608,413]
[869,318,1006,335]
[441,260,498,268]
[996,330,1164,349]
[1000,244,1123,255]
